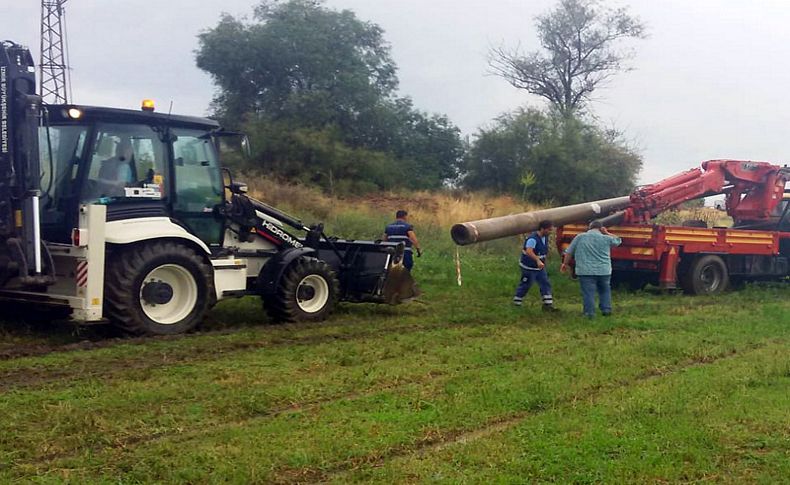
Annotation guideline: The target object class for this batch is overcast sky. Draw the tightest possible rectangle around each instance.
[6,0,790,183]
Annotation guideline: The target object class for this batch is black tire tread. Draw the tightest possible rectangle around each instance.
[679,254,729,295]
[263,258,339,323]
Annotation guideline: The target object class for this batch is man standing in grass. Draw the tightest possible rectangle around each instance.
[561,220,622,318]
[384,210,422,271]
[513,220,558,311]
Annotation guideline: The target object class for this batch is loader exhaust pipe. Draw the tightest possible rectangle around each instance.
[451,196,631,245]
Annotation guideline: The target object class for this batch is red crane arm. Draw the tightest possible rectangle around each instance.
[621,160,790,224]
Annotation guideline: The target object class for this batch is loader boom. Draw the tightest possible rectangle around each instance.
[0,41,52,286]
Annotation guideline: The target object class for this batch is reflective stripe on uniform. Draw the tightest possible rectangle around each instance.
[519,263,541,270]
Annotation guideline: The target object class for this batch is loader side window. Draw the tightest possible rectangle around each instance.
[82,124,167,203]
[172,130,224,245]
[39,125,88,209]
[39,124,89,242]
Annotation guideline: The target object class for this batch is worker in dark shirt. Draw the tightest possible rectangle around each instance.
[513,219,558,311]
[384,210,422,271]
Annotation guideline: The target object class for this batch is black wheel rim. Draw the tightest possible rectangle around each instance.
[700,264,721,292]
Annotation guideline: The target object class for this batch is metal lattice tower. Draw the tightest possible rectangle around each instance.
[40,0,70,104]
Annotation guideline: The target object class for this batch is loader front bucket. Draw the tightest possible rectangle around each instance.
[381,261,420,304]
[314,239,419,304]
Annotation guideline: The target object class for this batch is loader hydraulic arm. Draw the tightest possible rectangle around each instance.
[0,41,54,285]
[616,160,790,224]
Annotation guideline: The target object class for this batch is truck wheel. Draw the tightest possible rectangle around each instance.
[680,255,729,295]
[105,242,214,335]
[263,258,339,323]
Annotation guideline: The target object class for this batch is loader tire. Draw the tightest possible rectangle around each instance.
[679,254,729,295]
[105,241,214,335]
[263,258,339,323]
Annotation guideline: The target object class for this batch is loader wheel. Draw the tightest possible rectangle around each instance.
[263,258,339,323]
[105,242,214,335]
[680,255,729,295]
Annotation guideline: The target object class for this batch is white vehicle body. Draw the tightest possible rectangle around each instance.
[0,204,255,322]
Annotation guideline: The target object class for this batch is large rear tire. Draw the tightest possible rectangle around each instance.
[105,241,214,335]
[263,258,339,323]
[680,255,729,295]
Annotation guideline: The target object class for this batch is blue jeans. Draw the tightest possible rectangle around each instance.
[578,275,612,317]
[403,251,414,271]
[513,268,553,306]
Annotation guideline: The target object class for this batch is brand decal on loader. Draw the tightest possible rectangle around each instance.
[124,184,162,199]
[258,220,304,248]
[0,66,8,155]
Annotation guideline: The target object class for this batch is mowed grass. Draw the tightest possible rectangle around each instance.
[0,208,788,482]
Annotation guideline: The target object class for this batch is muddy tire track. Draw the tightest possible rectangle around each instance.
[0,317,372,361]
[0,317,536,392]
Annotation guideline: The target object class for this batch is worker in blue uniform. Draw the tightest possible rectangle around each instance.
[384,210,422,271]
[513,219,558,311]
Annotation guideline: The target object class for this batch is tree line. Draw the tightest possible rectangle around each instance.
[197,0,644,203]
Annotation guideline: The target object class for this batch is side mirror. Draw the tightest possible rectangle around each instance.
[229,182,248,195]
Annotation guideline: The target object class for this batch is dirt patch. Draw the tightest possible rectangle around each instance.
[0,328,245,361]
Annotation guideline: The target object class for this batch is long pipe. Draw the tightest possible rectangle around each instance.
[451,196,631,246]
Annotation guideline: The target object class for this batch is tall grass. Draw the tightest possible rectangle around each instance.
[240,173,538,253]
[654,207,733,228]
[242,173,537,227]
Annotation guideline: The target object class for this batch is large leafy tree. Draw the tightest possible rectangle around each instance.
[463,109,642,204]
[197,0,396,128]
[197,0,463,192]
[489,0,646,116]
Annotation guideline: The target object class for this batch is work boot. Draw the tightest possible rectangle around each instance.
[542,304,560,312]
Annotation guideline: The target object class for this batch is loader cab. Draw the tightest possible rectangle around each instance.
[39,105,226,247]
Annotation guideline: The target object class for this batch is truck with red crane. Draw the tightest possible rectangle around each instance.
[556,160,790,294]
[452,159,790,295]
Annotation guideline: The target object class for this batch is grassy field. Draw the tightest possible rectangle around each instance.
[0,185,788,483]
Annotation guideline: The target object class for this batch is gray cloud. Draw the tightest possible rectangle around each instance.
[6,0,790,183]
